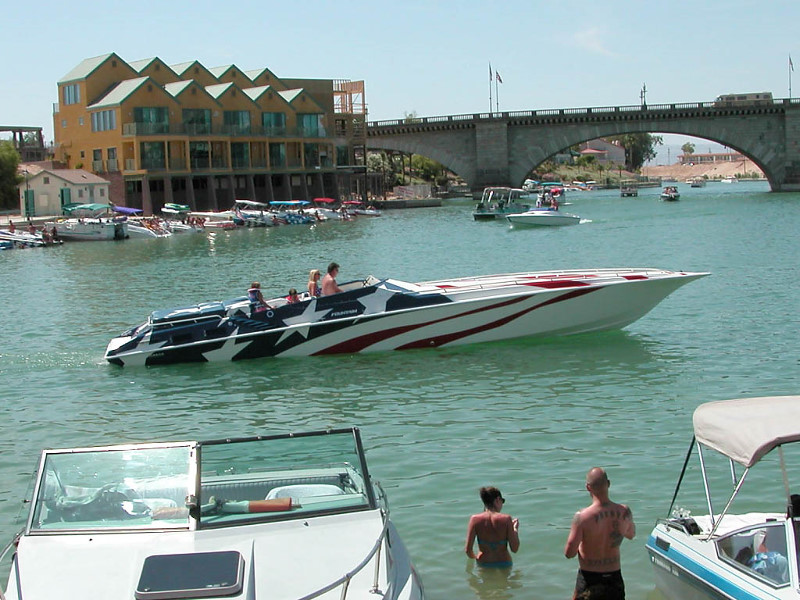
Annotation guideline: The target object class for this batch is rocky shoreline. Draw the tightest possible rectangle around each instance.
[642,157,764,181]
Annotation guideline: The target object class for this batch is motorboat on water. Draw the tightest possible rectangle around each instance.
[105,268,708,366]
[689,177,707,188]
[0,427,424,600]
[0,229,46,247]
[47,203,129,241]
[506,208,581,227]
[661,186,681,201]
[344,201,381,217]
[647,396,800,600]
[472,187,530,220]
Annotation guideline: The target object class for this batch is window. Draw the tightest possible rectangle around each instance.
[262,112,286,136]
[133,107,169,134]
[269,142,286,167]
[78,189,84,198]
[78,117,84,126]
[61,120,67,128]
[231,143,249,168]
[91,110,117,132]
[93,149,102,161]
[99,188,105,197]
[223,111,251,135]
[43,177,50,185]
[63,84,80,105]
[716,523,790,586]
[107,148,117,160]
[140,142,166,170]
[182,108,211,134]
[298,113,324,137]
[304,143,320,167]
[190,141,210,169]
[80,151,85,158]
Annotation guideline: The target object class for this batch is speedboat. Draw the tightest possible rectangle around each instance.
[472,187,530,220]
[0,229,46,247]
[506,209,581,227]
[344,201,382,217]
[0,427,424,600]
[661,186,681,201]
[105,268,708,366]
[647,396,800,600]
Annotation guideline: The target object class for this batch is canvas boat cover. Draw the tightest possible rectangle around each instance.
[693,396,800,467]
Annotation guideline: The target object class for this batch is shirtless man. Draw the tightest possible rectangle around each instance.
[564,467,635,599]
[465,486,520,568]
[321,262,342,296]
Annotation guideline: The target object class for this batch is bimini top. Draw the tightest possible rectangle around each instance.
[693,396,800,467]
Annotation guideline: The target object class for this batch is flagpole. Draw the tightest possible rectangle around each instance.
[790,54,793,98]
[495,77,499,113]
[489,62,493,113]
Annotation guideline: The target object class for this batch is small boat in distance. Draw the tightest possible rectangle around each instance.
[661,186,681,201]
[0,427,424,600]
[689,177,706,188]
[620,180,639,197]
[721,175,739,183]
[472,187,530,220]
[506,209,581,227]
[647,396,800,600]
[106,268,708,366]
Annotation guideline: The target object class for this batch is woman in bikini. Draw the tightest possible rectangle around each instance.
[465,486,520,568]
[308,269,321,297]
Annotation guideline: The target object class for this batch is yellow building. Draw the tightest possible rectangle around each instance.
[53,53,367,214]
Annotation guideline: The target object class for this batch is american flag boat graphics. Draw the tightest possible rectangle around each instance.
[105,268,709,367]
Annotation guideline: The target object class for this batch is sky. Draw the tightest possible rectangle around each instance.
[2,0,797,163]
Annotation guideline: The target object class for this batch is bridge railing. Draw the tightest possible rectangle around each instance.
[368,98,792,129]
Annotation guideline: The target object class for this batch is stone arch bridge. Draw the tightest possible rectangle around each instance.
[366,99,800,192]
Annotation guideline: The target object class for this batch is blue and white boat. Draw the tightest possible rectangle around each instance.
[647,396,800,600]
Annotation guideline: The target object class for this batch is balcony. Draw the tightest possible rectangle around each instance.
[92,160,105,172]
[120,122,333,139]
[123,122,170,136]
[232,157,250,170]
[107,159,119,172]
[125,159,136,171]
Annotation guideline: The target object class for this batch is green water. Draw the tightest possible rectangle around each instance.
[1,180,798,599]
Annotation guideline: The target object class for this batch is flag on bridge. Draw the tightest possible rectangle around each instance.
[496,71,503,84]
[489,62,493,82]
[791,55,795,72]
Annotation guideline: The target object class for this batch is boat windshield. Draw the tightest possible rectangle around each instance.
[197,429,374,528]
[29,443,193,532]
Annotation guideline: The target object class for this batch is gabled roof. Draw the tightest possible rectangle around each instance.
[87,77,149,109]
[164,80,221,105]
[128,57,177,77]
[31,168,110,185]
[170,61,197,76]
[278,89,326,112]
[58,53,125,83]
[209,64,252,84]
[205,82,234,100]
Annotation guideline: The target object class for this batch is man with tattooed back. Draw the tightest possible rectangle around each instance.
[564,467,635,599]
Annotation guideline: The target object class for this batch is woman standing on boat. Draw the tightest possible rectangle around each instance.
[465,486,520,568]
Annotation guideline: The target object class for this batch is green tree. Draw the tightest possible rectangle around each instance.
[0,141,22,210]
[410,154,444,181]
[607,133,663,170]
[681,142,696,156]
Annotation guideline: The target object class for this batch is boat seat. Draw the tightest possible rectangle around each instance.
[265,484,345,501]
[200,475,345,503]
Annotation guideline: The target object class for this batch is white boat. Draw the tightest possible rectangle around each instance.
[689,177,707,188]
[45,218,128,240]
[127,223,173,238]
[472,187,530,220]
[506,209,581,227]
[647,396,800,600]
[661,186,681,201]
[105,268,707,366]
[0,427,424,600]
[0,229,46,247]
[722,175,739,183]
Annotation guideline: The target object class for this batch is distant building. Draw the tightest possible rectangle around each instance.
[18,164,110,217]
[579,139,626,165]
[679,151,746,165]
[53,53,367,213]
[1,126,49,162]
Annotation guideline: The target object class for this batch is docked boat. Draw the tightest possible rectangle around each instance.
[0,229,46,248]
[344,201,382,217]
[0,427,424,600]
[105,268,707,366]
[689,177,707,188]
[47,203,129,241]
[647,396,800,600]
[472,187,530,220]
[661,186,681,201]
[506,209,581,227]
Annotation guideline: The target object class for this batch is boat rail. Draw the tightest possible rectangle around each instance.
[0,531,21,600]
[655,517,699,536]
[297,505,389,600]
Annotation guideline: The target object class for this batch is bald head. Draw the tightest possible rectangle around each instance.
[586,467,609,490]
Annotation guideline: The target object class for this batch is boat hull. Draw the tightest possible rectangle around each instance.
[506,211,580,226]
[106,269,708,366]
[47,219,128,240]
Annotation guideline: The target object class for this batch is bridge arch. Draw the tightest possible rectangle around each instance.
[367,100,800,191]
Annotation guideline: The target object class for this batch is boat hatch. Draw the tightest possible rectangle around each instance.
[150,302,226,325]
[136,550,244,599]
